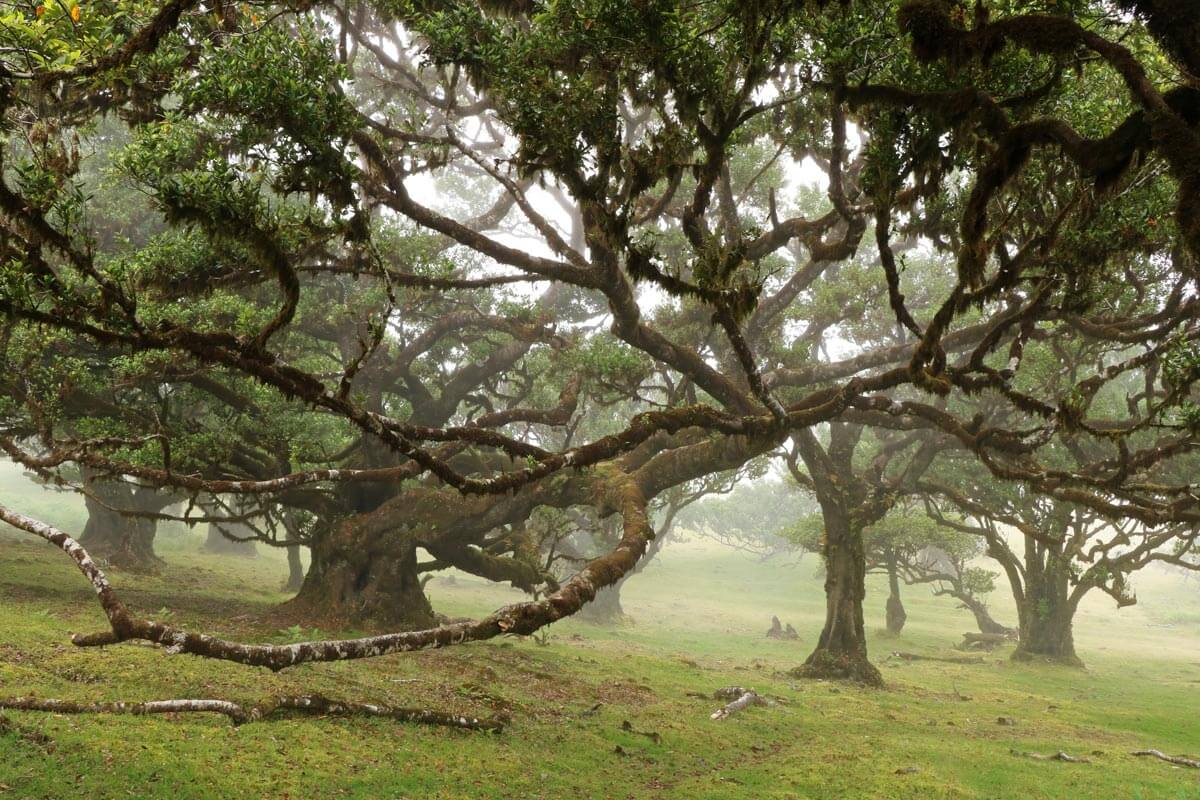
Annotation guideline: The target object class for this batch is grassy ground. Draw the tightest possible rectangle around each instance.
[1,464,1199,799]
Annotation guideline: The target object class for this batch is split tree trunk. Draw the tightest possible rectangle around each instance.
[286,436,435,628]
[1013,544,1081,665]
[797,507,882,685]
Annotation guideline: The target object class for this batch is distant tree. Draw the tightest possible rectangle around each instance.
[887,504,1015,636]
[787,500,1006,636]
[923,470,1200,664]
[675,471,814,560]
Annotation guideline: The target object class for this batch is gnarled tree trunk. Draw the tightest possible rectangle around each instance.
[797,505,882,685]
[287,435,435,627]
[293,530,435,629]
[1013,542,1081,665]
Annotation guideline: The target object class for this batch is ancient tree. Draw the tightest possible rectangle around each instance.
[0,1,1195,711]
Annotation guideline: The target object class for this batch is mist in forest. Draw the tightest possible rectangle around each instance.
[2,1,1200,798]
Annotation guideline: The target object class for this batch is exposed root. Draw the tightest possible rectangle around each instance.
[1010,649,1085,668]
[1010,749,1090,763]
[791,649,884,686]
[1132,749,1200,768]
[0,695,505,731]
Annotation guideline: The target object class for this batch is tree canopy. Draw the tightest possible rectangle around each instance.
[0,0,1198,683]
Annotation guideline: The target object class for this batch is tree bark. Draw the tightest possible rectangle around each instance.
[1013,541,1081,665]
[797,505,883,685]
[291,519,435,629]
[885,554,907,635]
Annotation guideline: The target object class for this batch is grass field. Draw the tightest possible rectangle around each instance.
[1,463,1199,799]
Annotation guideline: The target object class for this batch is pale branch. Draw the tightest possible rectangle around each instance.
[1131,749,1200,769]
[709,687,767,721]
[0,696,503,731]
[1010,750,1091,764]
[0,475,655,670]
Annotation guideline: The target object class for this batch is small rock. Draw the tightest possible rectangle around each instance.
[997,717,1016,726]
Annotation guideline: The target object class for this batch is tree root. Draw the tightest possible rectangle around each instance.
[791,649,884,686]
[1010,649,1085,668]
[1010,749,1090,763]
[0,695,505,731]
[890,651,985,665]
[1132,749,1200,768]
[710,687,767,720]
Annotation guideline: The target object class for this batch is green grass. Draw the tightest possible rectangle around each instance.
[1,464,1199,799]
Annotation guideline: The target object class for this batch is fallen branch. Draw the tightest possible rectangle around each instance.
[1132,749,1200,768]
[0,695,504,731]
[1010,749,1090,763]
[710,687,767,720]
[0,491,656,671]
[891,651,985,665]
[962,632,1014,644]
